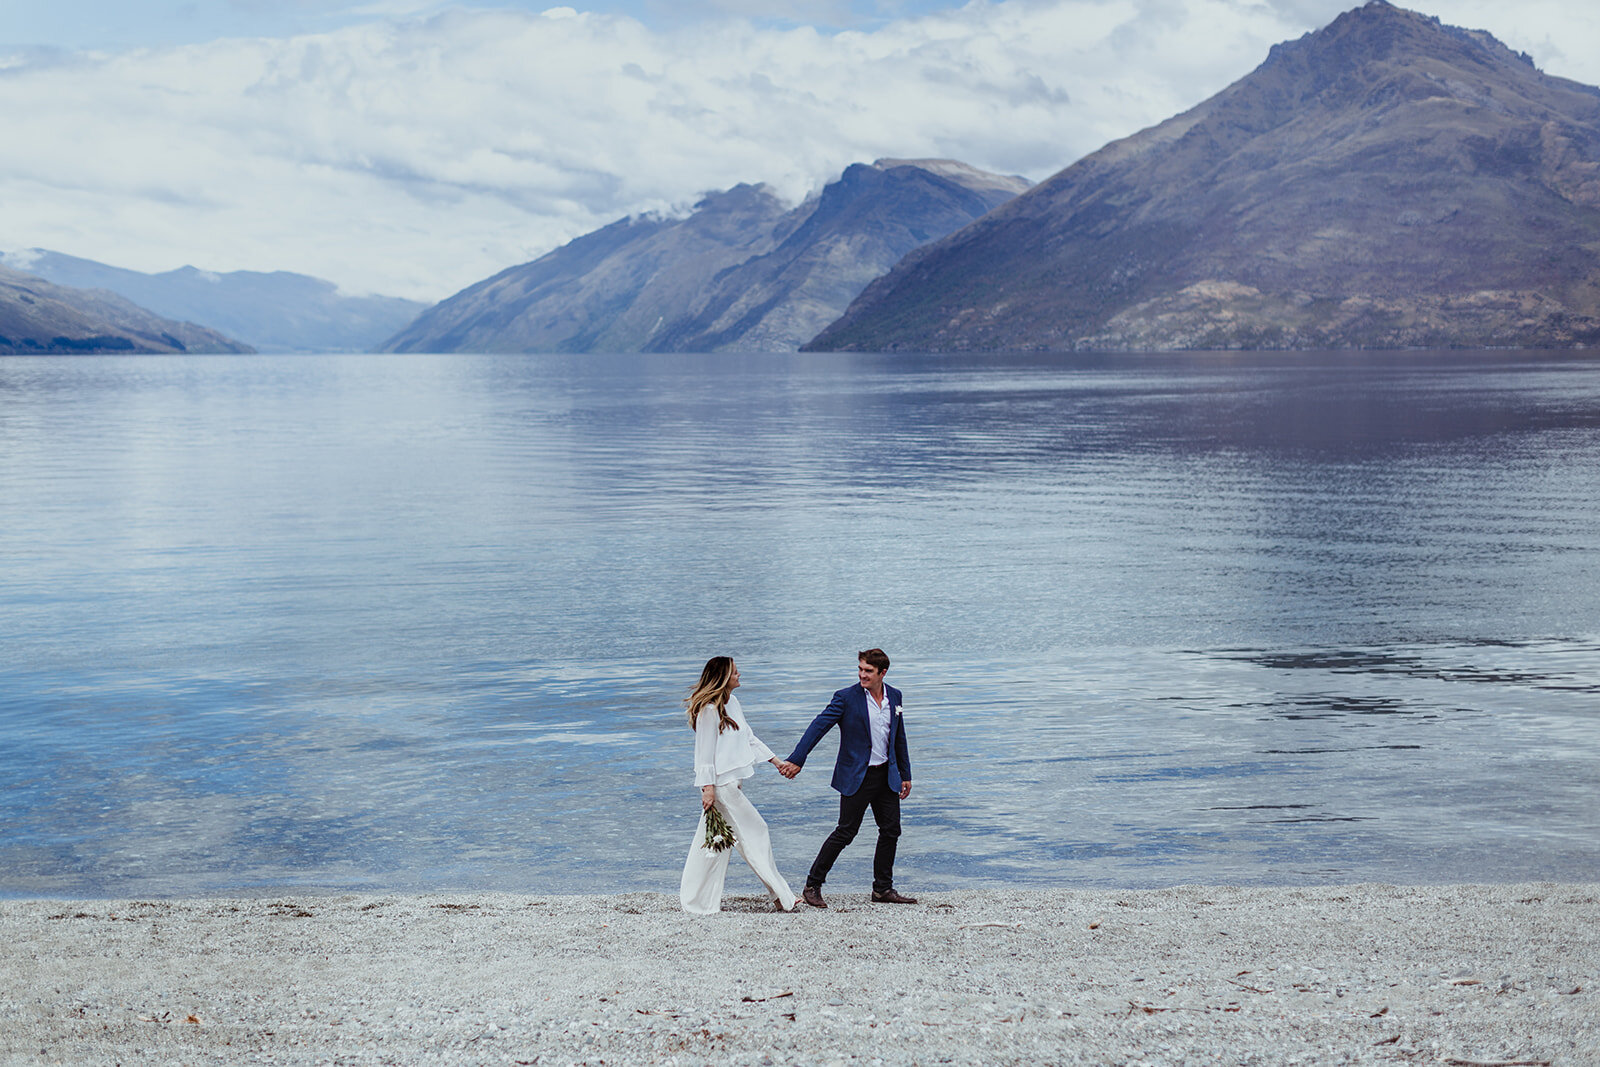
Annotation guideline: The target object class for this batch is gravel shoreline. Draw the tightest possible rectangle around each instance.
[2,883,1595,1066]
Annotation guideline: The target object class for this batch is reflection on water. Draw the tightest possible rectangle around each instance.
[0,351,1597,896]
[1224,642,1600,693]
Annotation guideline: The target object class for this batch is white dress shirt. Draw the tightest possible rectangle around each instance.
[692,693,776,787]
[865,687,891,766]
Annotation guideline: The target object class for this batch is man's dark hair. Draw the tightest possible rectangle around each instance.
[858,648,890,672]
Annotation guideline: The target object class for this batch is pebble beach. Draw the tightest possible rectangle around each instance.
[2,883,1595,1066]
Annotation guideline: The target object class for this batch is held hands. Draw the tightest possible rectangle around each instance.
[770,757,800,779]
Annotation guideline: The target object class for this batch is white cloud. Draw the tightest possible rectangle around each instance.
[0,0,1596,302]
[0,248,45,271]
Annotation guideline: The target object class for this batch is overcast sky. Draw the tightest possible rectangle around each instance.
[3,0,1597,301]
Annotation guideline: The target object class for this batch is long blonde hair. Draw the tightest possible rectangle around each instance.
[686,656,738,733]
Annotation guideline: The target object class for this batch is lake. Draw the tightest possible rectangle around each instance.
[1,350,1596,898]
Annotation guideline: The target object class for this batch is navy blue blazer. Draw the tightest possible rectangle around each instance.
[787,683,911,796]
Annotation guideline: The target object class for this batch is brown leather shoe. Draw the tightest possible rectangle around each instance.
[802,885,827,909]
[870,888,918,904]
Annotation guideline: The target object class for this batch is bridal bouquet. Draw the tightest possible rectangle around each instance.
[702,805,736,852]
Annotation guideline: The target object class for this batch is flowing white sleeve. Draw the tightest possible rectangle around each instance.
[745,728,775,764]
[692,710,720,787]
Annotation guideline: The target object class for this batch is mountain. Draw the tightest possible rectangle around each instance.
[386,183,795,354]
[806,1,1600,352]
[0,264,252,354]
[1,250,426,353]
[383,159,1029,354]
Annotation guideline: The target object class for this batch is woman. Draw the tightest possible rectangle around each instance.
[680,656,798,914]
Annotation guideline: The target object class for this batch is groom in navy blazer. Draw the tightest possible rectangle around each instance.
[785,648,916,907]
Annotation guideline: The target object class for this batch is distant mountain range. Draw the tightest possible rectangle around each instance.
[15,1,1595,358]
[0,263,251,355]
[383,159,1030,354]
[808,1,1600,351]
[1,250,427,353]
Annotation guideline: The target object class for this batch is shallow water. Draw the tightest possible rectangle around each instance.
[1,350,1596,897]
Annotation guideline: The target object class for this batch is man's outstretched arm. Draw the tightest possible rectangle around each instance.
[786,690,848,771]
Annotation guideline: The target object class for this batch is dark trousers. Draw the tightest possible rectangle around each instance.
[807,764,901,893]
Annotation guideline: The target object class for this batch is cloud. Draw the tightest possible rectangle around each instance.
[0,0,1596,302]
[0,248,44,271]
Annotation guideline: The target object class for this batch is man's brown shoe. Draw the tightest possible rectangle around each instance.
[802,886,827,909]
[871,888,918,904]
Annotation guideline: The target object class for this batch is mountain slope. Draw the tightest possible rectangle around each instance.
[384,159,1028,354]
[0,265,252,354]
[385,183,794,354]
[806,1,1600,352]
[2,250,426,353]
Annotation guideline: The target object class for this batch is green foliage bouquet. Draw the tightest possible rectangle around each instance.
[702,804,736,852]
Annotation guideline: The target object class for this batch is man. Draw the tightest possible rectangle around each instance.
[782,648,916,907]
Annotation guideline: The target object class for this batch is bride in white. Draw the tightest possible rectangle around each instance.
[679,656,798,914]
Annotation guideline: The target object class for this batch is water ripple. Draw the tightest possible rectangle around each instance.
[2,352,1598,895]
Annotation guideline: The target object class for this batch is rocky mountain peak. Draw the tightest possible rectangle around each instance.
[1248,0,1563,117]
[872,158,1033,197]
[383,158,1029,354]
[806,3,1600,352]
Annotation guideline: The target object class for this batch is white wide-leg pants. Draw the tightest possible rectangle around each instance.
[680,782,797,915]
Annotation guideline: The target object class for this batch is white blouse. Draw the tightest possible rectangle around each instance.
[692,693,776,787]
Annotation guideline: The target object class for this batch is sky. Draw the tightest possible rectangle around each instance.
[3,0,1599,301]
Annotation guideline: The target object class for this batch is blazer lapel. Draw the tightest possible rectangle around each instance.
[849,684,870,729]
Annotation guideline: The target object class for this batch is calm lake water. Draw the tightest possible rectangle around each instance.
[1,350,1596,898]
